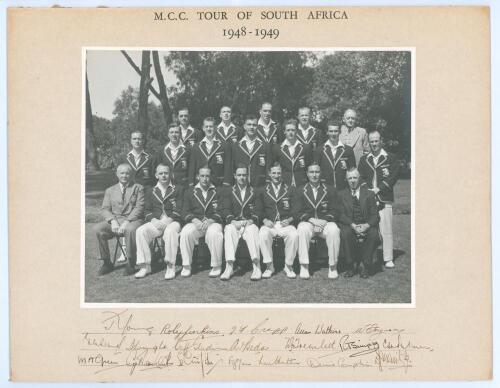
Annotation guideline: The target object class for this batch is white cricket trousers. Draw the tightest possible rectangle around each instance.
[259,225,298,266]
[379,203,393,262]
[180,222,223,267]
[297,221,340,266]
[136,220,181,266]
[224,223,260,262]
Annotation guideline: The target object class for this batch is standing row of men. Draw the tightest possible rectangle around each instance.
[94,103,400,281]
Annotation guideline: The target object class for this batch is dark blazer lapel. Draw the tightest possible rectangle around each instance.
[265,184,276,202]
[163,146,174,165]
[323,145,335,171]
[333,146,345,168]
[376,154,387,168]
[317,183,327,206]
[303,183,317,209]
[135,152,150,170]
[232,185,243,206]
[238,140,251,159]
[174,146,186,165]
[126,152,138,170]
[249,140,263,159]
[164,185,175,201]
[183,127,194,143]
[153,186,163,203]
[276,183,288,202]
[367,154,377,172]
[193,187,207,209]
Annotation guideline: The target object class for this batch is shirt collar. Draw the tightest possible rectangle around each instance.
[369,148,388,158]
[326,139,344,149]
[351,186,360,196]
[156,181,174,191]
[282,139,299,147]
[195,182,215,192]
[242,135,258,143]
[180,125,194,132]
[258,117,275,128]
[299,124,314,132]
[217,122,235,130]
[129,149,145,158]
[201,136,215,144]
[166,142,183,151]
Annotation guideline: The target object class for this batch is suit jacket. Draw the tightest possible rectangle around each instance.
[216,123,244,144]
[181,185,223,224]
[339,125,369,165]
[297,125,323,150]
[188,140,232,187]
[144,183,184,224]
[256,183,295,224]
[101,182,145,223]
[271,141,312,187]
[180,125,203,147]
[121,150,155,187]
[222,185,259,224]
[153,144,191,187]
[338,186,380,227]
[230,138,272,187]
[293,183,340,223]
[257,120,283,146]
[358,149,400,203]
[314,142,356,190]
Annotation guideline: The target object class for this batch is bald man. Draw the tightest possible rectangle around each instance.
[94,164,145,276]
[340,109,370,165]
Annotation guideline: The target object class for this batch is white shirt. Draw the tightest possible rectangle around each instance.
[299,125,314,139]
[130,149,144,166]
[271,183,282,197]
[202,137,215,153]
[180,125,193,140]
[351,187,360,200]
[283,139,299,157]
[166,142,182,160]
[218,122,234,137]
[311,184,319,200]
[238,185,247,202]
[325,140,345,156]
[195,182,214,200]
[258,118,275,135]
[370,148,388,166]
[243,136,257,153]
[156,182,173,199]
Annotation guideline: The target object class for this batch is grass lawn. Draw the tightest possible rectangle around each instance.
[84,170,412,304]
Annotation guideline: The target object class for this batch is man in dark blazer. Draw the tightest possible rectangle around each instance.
[314,121,356,190]
[188,117,232,187]
[154,124,191,188]
[339,168,380,278]
[134,164,184,280]
[179,166,224,278]
[358,130,400,269]
[216,105,244,143]
[271,118,312,188]
[256,162,299,279]
[221,165,261,281]
[294,163,341,280]
[230,114,272,187]
[94,164,145,275]
[121,131,155,188]
[177,107,203,147]
[297,107,323,150]
[256,102,283,146]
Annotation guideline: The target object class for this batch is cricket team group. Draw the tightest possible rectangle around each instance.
[93,103,401,281]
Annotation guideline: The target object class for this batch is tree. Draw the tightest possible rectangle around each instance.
[137,51,152,139]
[85,71,100,171]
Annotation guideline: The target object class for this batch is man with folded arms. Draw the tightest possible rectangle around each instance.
[134,164,184,280]
[94,163,144,276]
[221,165,261,281]
[294,163,341,280]
[358,130,400,269]
[256,162,299,279]
[180,166,224,277]
[339,168,380,278]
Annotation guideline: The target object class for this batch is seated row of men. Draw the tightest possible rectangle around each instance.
[94,161,384,281]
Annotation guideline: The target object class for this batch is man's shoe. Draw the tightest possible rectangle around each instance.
[98,263,114,276]
[164,264,176,280]
[250,260,262,281]
[299,265,310,280]
[220,263,234,281]
[123,265,137,276]
[134,266,151,279]
[262,263,274,279]
[385,260,395,269]
[116,253,127,263]
[181,265,191,277]
[328,267,339,279]
[283,264,296,279]
[209,266,222,278]
[343,269,355,278]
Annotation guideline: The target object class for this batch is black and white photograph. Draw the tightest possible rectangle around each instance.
[83,48,414,305]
